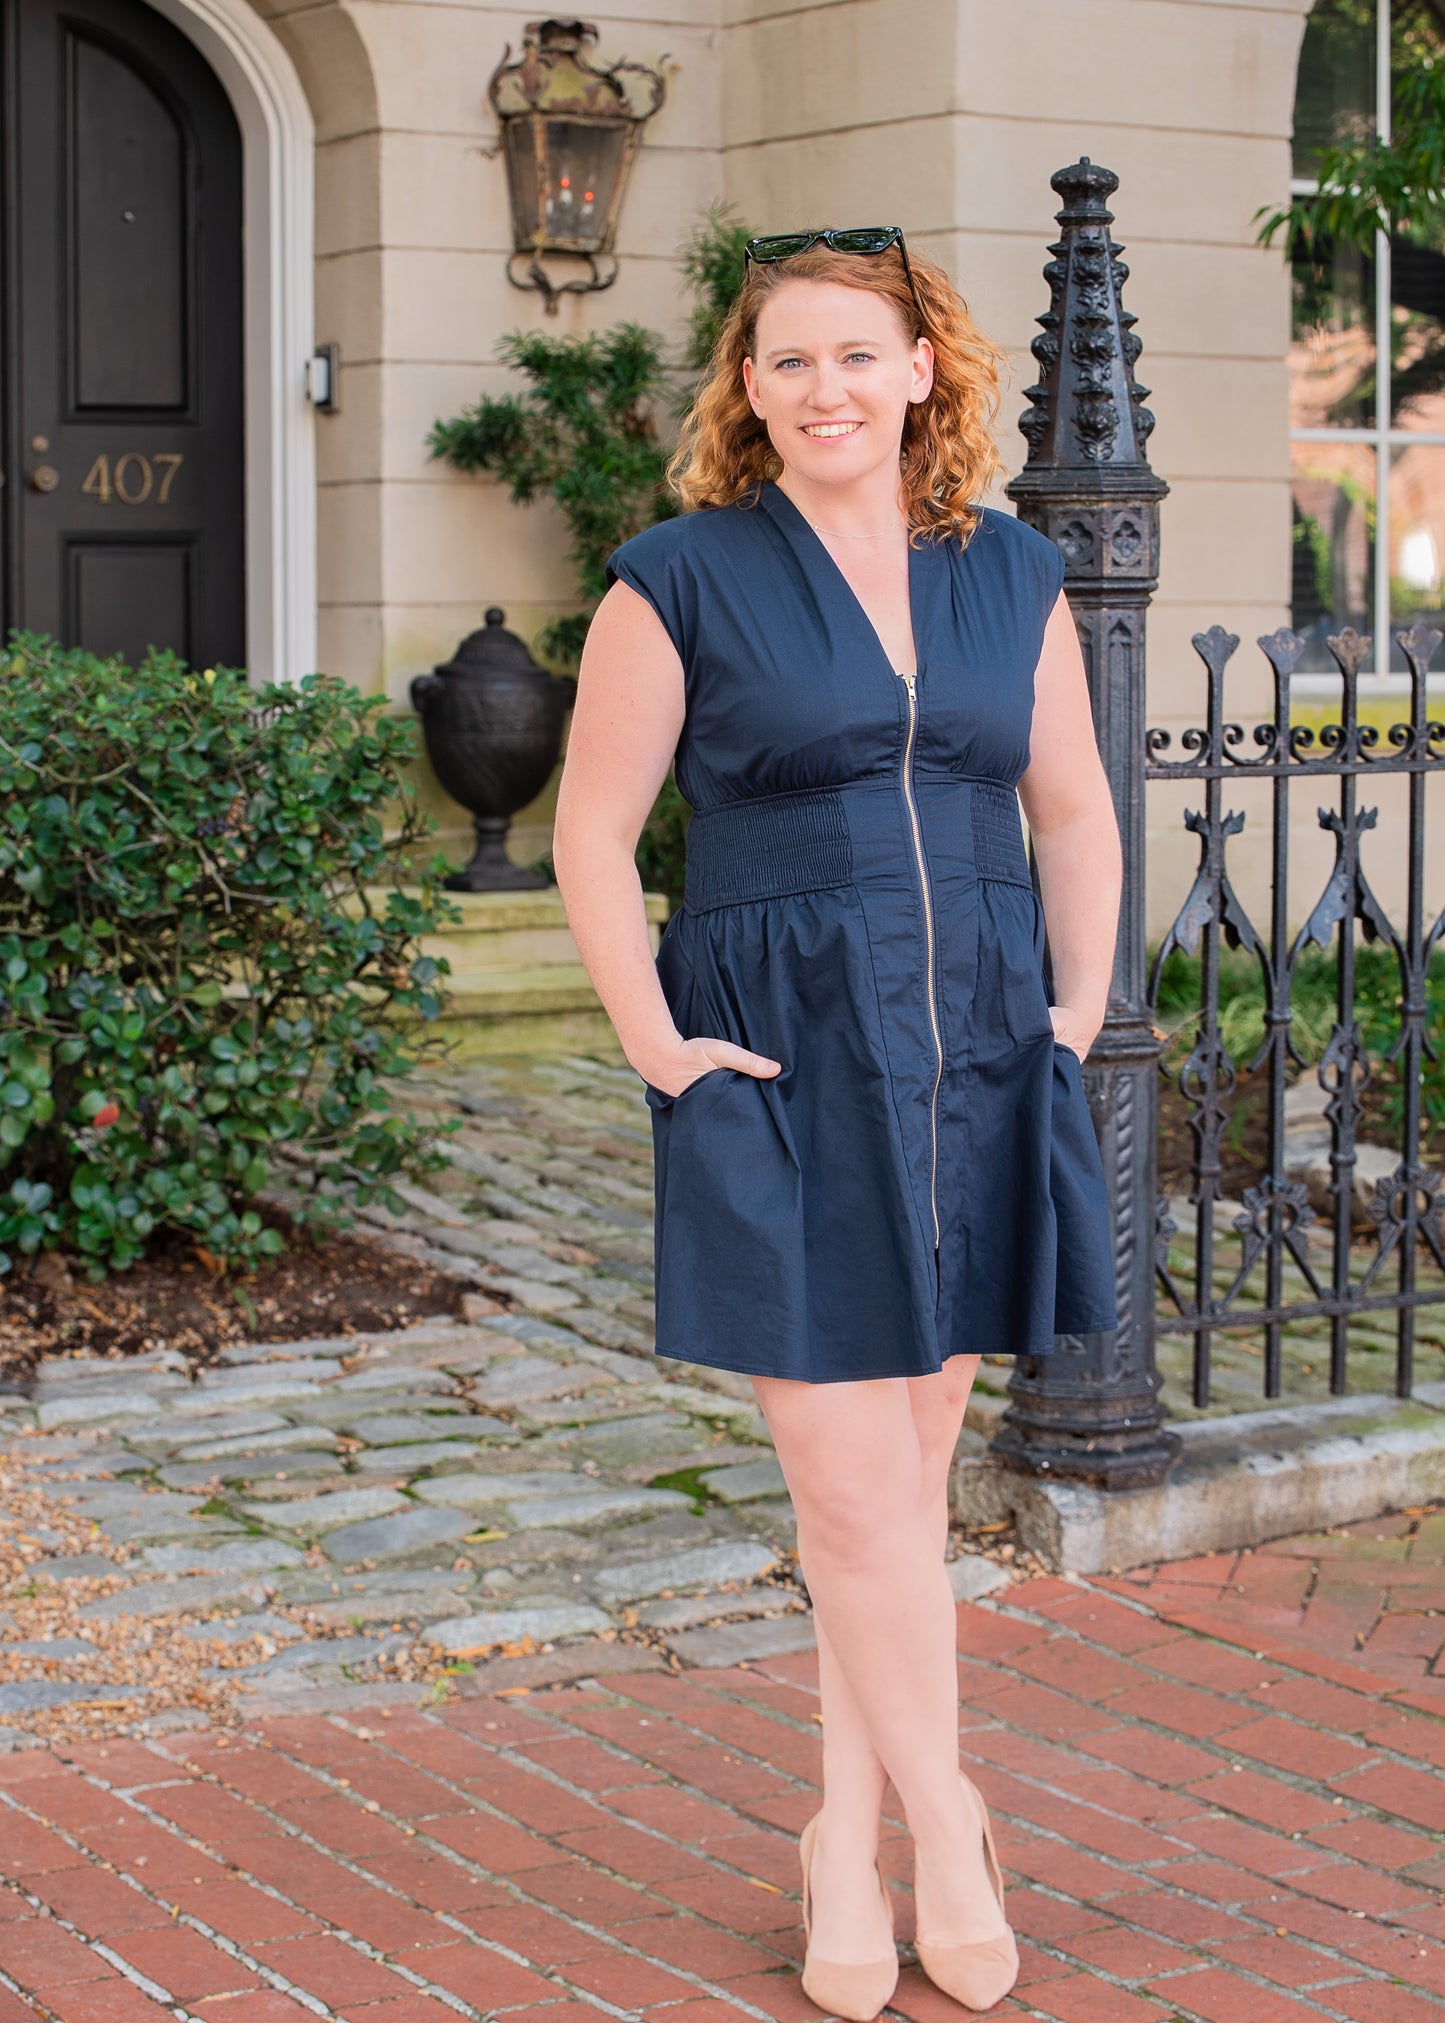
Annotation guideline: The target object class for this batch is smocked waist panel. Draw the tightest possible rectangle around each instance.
[682,776,1031,912]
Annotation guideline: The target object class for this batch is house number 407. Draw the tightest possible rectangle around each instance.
[81,453,184,505]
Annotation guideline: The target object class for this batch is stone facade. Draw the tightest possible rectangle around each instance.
[234,0,1422,939]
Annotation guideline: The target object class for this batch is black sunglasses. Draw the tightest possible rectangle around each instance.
[743,226,924,328]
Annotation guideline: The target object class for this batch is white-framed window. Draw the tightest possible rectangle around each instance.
[1289,0,1445,678]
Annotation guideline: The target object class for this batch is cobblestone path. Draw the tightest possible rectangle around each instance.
[0,1056,1027,1737]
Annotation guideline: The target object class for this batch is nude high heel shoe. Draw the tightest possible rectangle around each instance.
[912,1776,1019,2012]
[798,1810,900,2022]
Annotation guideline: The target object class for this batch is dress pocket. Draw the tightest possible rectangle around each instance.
[644,1065,728,1111]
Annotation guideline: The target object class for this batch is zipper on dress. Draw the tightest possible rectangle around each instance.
[898,670,943,1257]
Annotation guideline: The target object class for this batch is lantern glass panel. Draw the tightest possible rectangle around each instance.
[538,121,628,252]
[503,119,543,244]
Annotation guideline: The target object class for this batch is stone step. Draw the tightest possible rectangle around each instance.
[954,1385,1445,1574]
[431,964,611,1018]
[369,886,669,1046]
[416,888,669,973]
[351,886,667,964]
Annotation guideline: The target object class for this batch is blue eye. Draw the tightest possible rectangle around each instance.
[772,351,874,370]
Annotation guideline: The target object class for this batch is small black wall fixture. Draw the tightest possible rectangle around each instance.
[489,17,667,315]
[410,609,577,892]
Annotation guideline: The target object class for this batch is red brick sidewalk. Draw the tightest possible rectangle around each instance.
[1,1514,1442,2023]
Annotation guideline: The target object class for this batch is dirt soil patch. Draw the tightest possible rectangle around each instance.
[0,1210,481,1382]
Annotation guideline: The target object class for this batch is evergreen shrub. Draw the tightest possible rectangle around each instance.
[0,636,459,1279]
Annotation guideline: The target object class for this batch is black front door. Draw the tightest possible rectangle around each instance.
[1,0,245,669]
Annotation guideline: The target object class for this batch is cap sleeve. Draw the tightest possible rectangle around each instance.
[984,506,1066,618]
[604,519,691,664]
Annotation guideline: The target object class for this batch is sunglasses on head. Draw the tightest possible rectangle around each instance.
[742,225,925,328]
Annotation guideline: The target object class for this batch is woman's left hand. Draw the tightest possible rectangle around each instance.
[1049,1005,1095,1062]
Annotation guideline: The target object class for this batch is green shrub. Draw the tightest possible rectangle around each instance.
[426,324,675,673]
[1151,937,1445,1138]
[0,635,460,1280]
[427,203,752,908]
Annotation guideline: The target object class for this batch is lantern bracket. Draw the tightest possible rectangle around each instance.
[505,249,619,313]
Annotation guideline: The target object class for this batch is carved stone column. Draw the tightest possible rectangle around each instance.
[995,158,1180,1490]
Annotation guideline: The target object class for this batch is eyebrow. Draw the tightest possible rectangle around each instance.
[762,339,881,360]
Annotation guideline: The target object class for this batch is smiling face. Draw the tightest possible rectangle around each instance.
[741,277,934,493]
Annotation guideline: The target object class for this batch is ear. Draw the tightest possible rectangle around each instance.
[741,353,766,419]
[908,336,936,406]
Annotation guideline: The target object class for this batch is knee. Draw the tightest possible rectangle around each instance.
[914,1358,980,1500]
[795,1472,921,1571]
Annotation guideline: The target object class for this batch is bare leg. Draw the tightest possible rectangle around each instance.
[754,1355,1003,1966]
[803,1355,971,1906]
[901,1359,1007,1951]
[814,1613,890,1868]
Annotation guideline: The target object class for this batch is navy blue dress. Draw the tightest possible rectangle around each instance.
[605,480,1118,1383]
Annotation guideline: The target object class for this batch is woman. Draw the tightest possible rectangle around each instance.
[551,226,1121,2019]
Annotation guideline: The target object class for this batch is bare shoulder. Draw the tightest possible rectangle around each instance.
[585,575,682,668]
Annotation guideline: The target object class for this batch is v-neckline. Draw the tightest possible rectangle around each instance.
[761,479,924,681]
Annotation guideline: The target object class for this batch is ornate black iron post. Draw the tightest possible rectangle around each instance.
[995,158,1180,1489]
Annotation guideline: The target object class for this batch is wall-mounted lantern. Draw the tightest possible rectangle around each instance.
[488,17,666,314]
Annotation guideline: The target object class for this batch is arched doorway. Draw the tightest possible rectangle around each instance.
[1,0,245,668]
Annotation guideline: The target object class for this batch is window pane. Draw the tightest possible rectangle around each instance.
[1388,443,1445,661]
[1293,0,1377,181]
[1393,0,1445,95]
[1290,235,1376,428]
[1292,442,1376,667]
[1390,5,1445,424]
[1390,237,1445,427]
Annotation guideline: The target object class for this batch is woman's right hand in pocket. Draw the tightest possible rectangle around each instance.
[639,1036,783,1100]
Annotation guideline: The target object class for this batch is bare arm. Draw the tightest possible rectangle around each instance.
[1015,590,1121,1058]
[551,580,781,1096]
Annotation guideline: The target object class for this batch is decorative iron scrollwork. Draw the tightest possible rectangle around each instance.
[1148,622,1445,1404]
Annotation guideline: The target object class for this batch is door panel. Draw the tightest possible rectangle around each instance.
[2,0,245,668]
[70,538,191,663]
[73,34,187,410]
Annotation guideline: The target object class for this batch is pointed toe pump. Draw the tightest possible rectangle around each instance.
[912,1777,1019,2013]
[798,1810,900,2022]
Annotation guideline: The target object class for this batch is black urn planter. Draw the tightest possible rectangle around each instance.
[410,608,578,892]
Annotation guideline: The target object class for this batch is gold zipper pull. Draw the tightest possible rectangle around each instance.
[899,671,916,697]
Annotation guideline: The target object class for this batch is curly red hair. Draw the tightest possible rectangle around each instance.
[667,240,1008,547]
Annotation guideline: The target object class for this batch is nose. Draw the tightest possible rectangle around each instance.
[808,361,851,411]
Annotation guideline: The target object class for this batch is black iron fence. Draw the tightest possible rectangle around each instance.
[994,157,1445,1490]
[1147,622,1445,1407]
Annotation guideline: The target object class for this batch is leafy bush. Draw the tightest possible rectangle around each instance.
[1151,938,1445,1139]
[0,636,460,1280]
[676,200,756,380]
[427,323,676,671]
[426,203,753,902]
